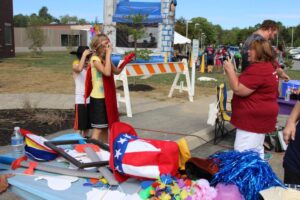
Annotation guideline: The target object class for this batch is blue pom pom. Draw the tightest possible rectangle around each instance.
[209,150,284,200]
[165,186,172,194]
[141,180,154,189]
[161,174,173,185]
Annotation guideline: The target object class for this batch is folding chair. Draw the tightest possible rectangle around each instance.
[214,83,235,144]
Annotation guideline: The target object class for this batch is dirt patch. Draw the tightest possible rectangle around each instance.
[0,109,74,146]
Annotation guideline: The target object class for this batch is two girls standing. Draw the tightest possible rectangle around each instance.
[73,34,123,143]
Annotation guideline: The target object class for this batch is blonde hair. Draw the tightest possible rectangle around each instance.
[90,34,108,59]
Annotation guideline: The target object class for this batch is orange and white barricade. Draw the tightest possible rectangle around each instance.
[115,59,192,117]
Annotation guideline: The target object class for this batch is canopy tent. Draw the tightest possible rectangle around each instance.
[174,32,191,44]
[112,1,162,23]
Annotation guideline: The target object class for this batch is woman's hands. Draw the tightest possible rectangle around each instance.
[106,43,112,56]
[283,120,296,144]
[223,57,235,74]
[283,101,300,144]
[276,68,290,82]
[223,57,254,97]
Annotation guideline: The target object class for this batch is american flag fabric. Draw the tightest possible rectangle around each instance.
[109,122,179,183]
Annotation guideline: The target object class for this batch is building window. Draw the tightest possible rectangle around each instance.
[4,23,12,46]
[61,34,80,46]
[61,34,68,46]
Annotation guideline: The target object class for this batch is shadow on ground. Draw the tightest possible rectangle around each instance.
[117,84,155,92]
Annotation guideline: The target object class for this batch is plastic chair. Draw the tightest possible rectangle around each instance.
[214,83,235,144]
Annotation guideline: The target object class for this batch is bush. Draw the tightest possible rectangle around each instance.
[26,26,46,56]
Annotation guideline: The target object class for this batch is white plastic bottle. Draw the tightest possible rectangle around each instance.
[11,127,24,158]
[285,87,291,101]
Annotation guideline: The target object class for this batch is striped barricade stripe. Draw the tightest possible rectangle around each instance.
[115,60,193,117]
[126,62,185,77]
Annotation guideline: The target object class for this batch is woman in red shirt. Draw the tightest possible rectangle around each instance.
[224,39,279,159]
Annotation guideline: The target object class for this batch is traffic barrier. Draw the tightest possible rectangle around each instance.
[115,59,193,117]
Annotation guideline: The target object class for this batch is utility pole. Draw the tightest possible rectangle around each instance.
[291,27,294,47]
[185,21,189,38]
[185,20,192,54]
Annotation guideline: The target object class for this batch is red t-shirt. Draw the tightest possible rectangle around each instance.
[230,62,279,133]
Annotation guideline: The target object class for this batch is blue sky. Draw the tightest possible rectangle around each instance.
[13,0,300,29]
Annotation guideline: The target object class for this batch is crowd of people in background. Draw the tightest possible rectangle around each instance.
[173,23,288,75]
[174,44,245,73]
[198,42,285,74]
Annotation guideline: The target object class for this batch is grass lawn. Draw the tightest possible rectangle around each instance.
[286,69,300,80]
[0,52,74,93]
[1,52,299,99]
[3,52,73,73]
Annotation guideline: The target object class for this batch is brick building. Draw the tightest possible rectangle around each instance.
[0,0,15,58]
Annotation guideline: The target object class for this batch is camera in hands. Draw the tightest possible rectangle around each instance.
[222,54,231,61]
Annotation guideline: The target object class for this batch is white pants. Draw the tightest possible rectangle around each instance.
[234,129,265,159]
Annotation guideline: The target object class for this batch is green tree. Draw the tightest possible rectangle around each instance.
[60,15,79,24]
[236,28,254,45]
[14,6,88,27]
[213,25,223,45]
[38,6,53,23]
[26,26,46,56]
[78,18,87,24]
[174,16,300,49]
[292,25,300,47]
[29,16,43,26]
[222,27,240,45]
[26,15,47,57]
[175,17,186,36]
[13,14,29,27]
[189,17,217,45]
[118,13,149,60]
[29,13,50,26]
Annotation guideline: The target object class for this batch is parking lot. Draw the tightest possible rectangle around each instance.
[293,60,300,70]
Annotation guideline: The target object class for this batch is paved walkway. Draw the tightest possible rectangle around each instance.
[0,92,216,149]
[0,92,218,158]
[293,60,300,70]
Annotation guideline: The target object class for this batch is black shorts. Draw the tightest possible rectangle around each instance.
[89,97,108,129]
[74,104,91,130]
[284,165,300,184]
[207,58,214,65]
